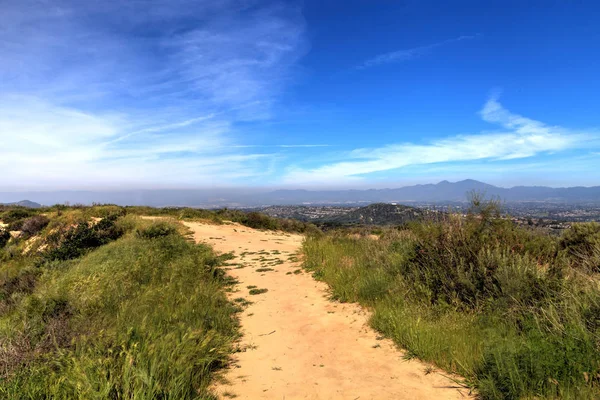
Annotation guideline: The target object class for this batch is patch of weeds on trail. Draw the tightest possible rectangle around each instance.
[222,275,240,286]
[247,285,257,289]
[233,297,253,307]
[255,268,274,272]
[222,261,240,267]
[249,288,268,295]
[218,251,236,263]
[293,269,302,274]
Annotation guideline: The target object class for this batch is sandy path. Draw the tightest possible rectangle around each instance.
[184,221,471,400]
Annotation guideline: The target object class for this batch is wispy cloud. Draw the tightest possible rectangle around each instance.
[283,96,593,184]
[0,0,310,189]
[356,34,479,70]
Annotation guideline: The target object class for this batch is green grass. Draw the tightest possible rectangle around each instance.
[0,213,239,399]
[248,288,268,295]
[303,212,600,399]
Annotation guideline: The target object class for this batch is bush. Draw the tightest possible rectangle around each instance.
[1,208,35,224]
[560,222,600,272]
[43,216,124,262]
[7,220,25,231]
[242,212,279,230]
[0,228,10,248]
[20,215,50,236]
[136,222,177,239]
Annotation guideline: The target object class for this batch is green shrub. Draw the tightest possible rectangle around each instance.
[136,222,177,239]
[43,216,123,262]
[1,208,35,224]
[560,222,600,272]
[0,228,10,248]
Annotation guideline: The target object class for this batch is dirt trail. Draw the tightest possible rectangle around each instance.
[184,221,470,400]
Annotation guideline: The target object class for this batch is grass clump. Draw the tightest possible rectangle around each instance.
[255,268,274,272]
[135,220,178,239]
[303,197,600,399]
[248,288,268,295]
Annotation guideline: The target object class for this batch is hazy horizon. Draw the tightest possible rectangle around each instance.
[2,178,600,195]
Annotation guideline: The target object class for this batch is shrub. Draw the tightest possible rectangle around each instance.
[1,208,35,224]
[242,212,279,230]
[20,215,50,236]
[43,216,123,262]
[136,222,177,239]
[0,228,10,248]
[559,222,600,272]
[7,220,25,231]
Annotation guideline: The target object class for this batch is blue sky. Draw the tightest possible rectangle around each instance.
[1,0,599,190]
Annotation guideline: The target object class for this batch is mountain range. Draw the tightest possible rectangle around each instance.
[1,180,599,207]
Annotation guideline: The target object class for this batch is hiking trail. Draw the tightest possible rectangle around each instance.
[184,221,471,400]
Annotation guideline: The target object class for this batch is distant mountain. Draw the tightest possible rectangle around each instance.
[263,180,600,205]
[1,200,43,208]
[1,180,599,207]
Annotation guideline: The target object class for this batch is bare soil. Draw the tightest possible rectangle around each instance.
[184,221,471,400]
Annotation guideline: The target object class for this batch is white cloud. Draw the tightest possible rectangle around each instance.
[0,0,308,189]
[357,35,479,70]
[282,97,589,184]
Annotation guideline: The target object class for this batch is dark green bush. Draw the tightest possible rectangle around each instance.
[43,216,123,262]
[1,208,35,224]
[7,220,25,231]
[0,228,10,248]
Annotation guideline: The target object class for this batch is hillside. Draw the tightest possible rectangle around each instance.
[0,200,42,208]
[256,203,432,226]
[0,205,243,398]
[321,203,431,225]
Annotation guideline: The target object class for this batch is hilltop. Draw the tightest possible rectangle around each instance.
[0,200,42,208]
[318,203,432,225]
[257,203,434,226]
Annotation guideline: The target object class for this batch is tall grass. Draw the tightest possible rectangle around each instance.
[303,211,600,399]
[0,215,239,399]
